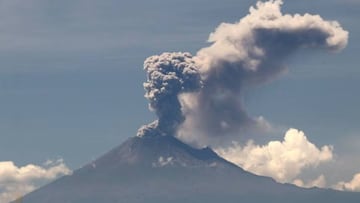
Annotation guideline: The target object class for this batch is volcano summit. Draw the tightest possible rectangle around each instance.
[15,135,360,203]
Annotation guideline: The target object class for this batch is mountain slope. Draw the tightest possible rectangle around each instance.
[16,135,360,203]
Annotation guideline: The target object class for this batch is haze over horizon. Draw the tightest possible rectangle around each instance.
[1,0,360,202]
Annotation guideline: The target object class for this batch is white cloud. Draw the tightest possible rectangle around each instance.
[335,172,360,192]
[293,175,327,188]
[216,128,333,183]
[0,159,71,203]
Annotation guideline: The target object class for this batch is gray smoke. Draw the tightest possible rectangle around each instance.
[178,0,348,143]
[138,0,348,141]
[137,52,202,137]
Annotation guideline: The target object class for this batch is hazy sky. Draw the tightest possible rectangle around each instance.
[1,0,360,200]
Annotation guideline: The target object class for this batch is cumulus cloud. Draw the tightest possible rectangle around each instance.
[0,159,71,203]
[293,175,327,189]
[335,173,360,192]
[216,128,333,183]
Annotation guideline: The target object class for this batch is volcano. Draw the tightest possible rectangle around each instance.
[15,135,360,203]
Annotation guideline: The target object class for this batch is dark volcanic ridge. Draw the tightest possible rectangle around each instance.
[15,135,360,203]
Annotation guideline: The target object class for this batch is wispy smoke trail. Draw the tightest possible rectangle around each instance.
[138,0,348,140]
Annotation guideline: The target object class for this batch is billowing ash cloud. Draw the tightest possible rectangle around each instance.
[179,0,348,141]
[138,0,348,139]
[137,52,202,137]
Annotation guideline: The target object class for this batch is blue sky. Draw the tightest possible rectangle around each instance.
[1,0,360,195]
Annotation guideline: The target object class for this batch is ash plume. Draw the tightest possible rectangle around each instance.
[137,52,202,137]
[138,0,348,141]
